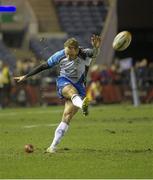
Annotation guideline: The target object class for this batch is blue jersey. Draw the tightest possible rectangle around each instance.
[47,48,94,83]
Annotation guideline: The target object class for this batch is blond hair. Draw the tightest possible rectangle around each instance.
[64,38,79,48]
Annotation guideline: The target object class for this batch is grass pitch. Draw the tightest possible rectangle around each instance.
[0,104,153,178]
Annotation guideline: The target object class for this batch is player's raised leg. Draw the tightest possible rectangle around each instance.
[46,100,78,153]
[62,84,89,116]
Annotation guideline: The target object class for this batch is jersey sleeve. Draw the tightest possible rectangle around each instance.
[83,48,99,58]
[78,48,93,59]
[85,57,93,66]
[47,49,65,67]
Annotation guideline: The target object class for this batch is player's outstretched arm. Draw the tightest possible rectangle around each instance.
[91,34,101,58]
[91,34,102,49]
[81,34,102,59]
[14,62,50,83]
[14,75,27,82]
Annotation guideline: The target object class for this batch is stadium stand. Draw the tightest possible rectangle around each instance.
[30,0,108,60]
[30,37,67,59]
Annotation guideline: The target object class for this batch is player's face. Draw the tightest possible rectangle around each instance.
[65,46,79,59]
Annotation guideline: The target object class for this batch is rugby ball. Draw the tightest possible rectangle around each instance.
[24,144,34,153]
[112,31,132,51]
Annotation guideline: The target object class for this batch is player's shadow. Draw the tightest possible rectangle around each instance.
[58,147,104,153]
[58,147,152,154]
[43,147,152,155]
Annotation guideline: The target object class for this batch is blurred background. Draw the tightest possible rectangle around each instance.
[0,0,153,109]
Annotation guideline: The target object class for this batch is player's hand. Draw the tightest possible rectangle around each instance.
[91,34,102,49]
[14,75,26,82]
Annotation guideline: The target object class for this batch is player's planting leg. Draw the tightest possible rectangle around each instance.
[46,121,69,153]
[46,100,78,153]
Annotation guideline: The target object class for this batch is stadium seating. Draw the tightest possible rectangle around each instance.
[57,3,106,34]
[30,37,67,59]
[30,0,108,60]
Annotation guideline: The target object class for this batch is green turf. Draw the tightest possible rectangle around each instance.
[0,104,153,178]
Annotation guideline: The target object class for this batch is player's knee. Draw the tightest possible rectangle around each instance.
[67,89,77,98]
[63,111,73,123]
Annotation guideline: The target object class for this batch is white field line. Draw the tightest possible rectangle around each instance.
[0,109,63,117]
[23,123,58,128]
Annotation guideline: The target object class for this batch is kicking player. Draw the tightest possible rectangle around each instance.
[14,34,101,153]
